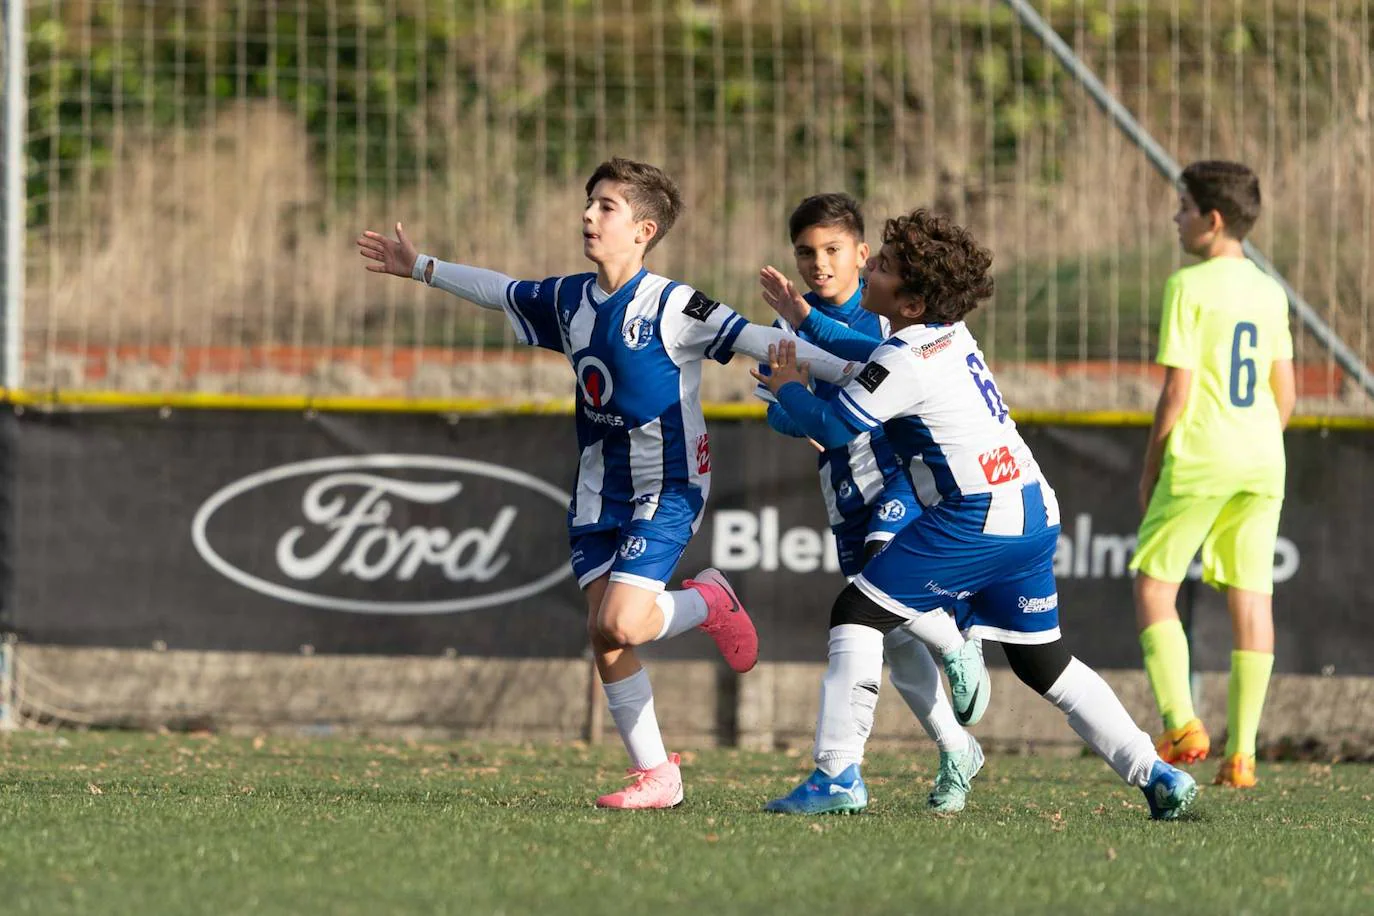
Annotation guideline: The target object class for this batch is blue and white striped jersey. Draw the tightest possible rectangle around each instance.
[832,322,1061,537]
[755,285,913,531]
[501,267,748,533]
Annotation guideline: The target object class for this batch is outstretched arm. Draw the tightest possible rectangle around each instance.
[357,223,510,310]
[758,266,881,361]
[798,309,883,362]
[749,341,861,449]
[732,324,860,385]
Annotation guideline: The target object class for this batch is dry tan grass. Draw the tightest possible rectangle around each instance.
[21,72,1374,410]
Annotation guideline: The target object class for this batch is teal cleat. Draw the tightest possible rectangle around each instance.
[1143,760,1198,820]
[943,639,990,726]
[763,765,868,815]
[927,735,984,814]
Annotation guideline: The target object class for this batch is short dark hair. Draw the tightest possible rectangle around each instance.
[789,193,865,243]
[584,158,683,253]
[883,209,995,323]
[1180,160,1261,240]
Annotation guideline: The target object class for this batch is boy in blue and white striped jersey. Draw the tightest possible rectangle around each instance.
[360,158,861,809]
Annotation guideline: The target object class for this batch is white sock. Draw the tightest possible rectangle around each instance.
[814,624,886,777]
[884,627,969,754]
[602,668,669,770]
[1045,657,1158,787]
[653,588,709,641]
[900,608,966,657]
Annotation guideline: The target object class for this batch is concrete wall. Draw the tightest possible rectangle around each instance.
[10,645,1373,759]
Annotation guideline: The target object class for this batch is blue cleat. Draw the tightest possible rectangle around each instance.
[1143,760,1198,820]
[763,765,869,815]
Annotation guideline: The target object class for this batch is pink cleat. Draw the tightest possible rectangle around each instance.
[595,753,684,809]
[685,567,759,673]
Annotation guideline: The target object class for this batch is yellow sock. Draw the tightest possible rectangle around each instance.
[1139,620,1195,730]
[1226,650,1274,757]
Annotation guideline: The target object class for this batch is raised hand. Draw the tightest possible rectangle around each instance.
[759,266,812,330]
[749,340,812,397]
[357,222,420,278]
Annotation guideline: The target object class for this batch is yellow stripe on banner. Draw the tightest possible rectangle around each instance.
[1,388,1372,429]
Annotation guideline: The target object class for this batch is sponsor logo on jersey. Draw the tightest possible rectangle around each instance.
[582,408,625,427]
[913,332,955,359]
[855,362,890,393]
[619,535,649,560]
[683,291,721,321]
[1017,594,1058,613]
[622,315,655,350]
[978,445,1022,485]
[877,499,907,522]
[576,355,614,408]
[696,433,712,474]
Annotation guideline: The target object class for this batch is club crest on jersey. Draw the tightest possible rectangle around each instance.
[855,363,890,393]
[576,355,614,408]
[837,481,855,500]
[978,446,1021,486]
[683,291,720,322]
[622,315,655,350]
[695,433,711,474]
[619,535,648,560]
[877,499,906,522]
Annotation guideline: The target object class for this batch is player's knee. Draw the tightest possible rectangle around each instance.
[1002,640,1072,695]
[595,601,647,648]
[594,616,635,648]
[829,584,906,634]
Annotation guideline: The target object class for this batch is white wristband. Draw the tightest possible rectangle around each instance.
[411,254,434,283]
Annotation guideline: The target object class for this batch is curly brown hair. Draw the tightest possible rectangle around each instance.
[883,209,995,322]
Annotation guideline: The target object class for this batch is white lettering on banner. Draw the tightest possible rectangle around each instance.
[192,455,574,615]
[276,474,515,583]
[1053,513,1301,584]
[709,509,1301,584]
[711,509,841,574]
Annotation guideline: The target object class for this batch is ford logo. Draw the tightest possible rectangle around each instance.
[191,455,574,614]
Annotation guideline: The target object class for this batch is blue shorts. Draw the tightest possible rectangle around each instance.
[568,494,702,592]
[854,485,1062,645]
[834,492,922,579]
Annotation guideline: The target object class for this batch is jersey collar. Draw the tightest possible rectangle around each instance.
[588,267,649,312]
[805,277,866,321]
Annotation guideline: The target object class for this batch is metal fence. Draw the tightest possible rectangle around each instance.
[3,0,1372,412]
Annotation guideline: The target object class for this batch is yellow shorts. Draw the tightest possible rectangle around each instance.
[1131,469,1283,595]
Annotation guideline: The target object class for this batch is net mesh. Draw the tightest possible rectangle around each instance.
[7,0,1373,411]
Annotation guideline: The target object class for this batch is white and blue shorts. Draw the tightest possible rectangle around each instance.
[854,483,1062,645]
[568,493,703,592]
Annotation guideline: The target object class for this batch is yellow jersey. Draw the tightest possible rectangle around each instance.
[1155,257,1292,497]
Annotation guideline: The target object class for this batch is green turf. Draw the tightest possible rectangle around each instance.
[2,733,1371,916]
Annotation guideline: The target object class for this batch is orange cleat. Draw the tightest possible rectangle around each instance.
[1213,753,1258,788]
[1154,717,1211,764]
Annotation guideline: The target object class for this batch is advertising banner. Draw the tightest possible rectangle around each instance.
[9,411,1370,674]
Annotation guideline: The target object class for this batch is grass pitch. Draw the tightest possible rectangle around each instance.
[2,732,1371,915]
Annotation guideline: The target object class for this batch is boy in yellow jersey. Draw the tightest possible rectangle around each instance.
[1131,160,1297,788]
